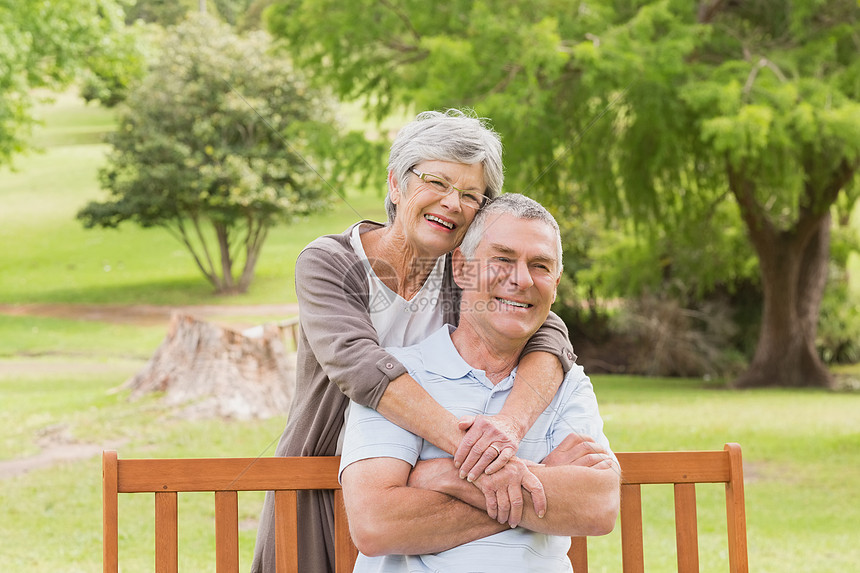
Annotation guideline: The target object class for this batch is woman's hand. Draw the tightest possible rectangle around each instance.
[453,414,523,481]
[471,456,545,528]
[408,455,547,529]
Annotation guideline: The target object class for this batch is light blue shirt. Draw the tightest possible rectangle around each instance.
[339,325,614,573]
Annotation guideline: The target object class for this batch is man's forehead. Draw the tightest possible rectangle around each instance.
[479,216,556,253]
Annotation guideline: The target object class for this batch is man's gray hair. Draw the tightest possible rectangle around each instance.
[386,109,504,223]
[459,193,563,274]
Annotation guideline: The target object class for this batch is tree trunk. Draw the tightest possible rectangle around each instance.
[238,220,267,294]
[733,213,834,389]
[125,313,296,418]
[215,223,237,294]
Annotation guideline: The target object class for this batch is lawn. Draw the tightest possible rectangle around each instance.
[1,91,859,572]
[1,347,858,572]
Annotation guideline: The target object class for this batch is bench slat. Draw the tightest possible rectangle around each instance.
[725,443,749,572]
[569,536,588,572]
[274,490,299,572]
[155,491,178,573]
[620,483,644,573]
[616,451,730,484]
[334,489,359,573]
[118,457,342,492]
[215,491,240,573]
[102,451,118,573]
[674,483,699,572]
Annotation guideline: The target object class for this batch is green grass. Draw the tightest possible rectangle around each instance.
[27,89,116,148]
[0,93,386,306]
[590,378,860,572]
[0,314,165,359]
[0,358,288,572]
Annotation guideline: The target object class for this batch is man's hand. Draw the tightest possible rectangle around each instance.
[541,433,615,469]
[471,456,546,527]
[453,414,523,480]
[408,455,547,529]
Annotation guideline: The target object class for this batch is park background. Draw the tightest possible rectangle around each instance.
[1,1,859,571]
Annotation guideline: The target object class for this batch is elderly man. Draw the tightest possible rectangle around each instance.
[338,194,620,572]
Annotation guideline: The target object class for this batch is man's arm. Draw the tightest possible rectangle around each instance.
[413,444,620,535]
[340,456,506,557]
[410,434,620,537]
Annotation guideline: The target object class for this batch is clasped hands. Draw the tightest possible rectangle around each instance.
[409,414,611,528]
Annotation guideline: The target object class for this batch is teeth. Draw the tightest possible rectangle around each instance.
[497,298,530,308]
[425,214,453,229]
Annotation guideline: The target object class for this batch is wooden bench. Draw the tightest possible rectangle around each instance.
[569,443,748,572]
[103,443,747,572]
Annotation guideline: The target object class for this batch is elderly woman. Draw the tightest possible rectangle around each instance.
[251,110,575,573]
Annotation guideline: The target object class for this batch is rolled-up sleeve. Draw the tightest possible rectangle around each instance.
[521,310,576,372]
[295,239,407,410]
[338,400,422,483]
[551,364,616,464]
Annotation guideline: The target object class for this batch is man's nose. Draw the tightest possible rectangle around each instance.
[509,261,534,289]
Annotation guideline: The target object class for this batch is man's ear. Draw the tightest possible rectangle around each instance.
[387,171,401,205]
[452,247,469,290]
[552,275,561,304]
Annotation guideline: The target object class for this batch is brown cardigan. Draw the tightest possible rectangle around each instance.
[251,221,576,573]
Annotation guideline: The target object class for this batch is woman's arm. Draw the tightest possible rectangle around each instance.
[375,373,462,454]
[295,238,409,408]
[297,239,470,454]
[453,350,564,480]
[454,311,574,478]
[297,237,552,466]
[298,235,560,520]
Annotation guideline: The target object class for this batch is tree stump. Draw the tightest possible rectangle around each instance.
[125,313,295,419]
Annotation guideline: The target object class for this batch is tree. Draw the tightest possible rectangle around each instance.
[0,0,133,166]
[265,0,860,387]
[78,14,339,294]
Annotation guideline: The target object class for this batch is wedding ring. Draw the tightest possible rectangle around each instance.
[489,443,503,456]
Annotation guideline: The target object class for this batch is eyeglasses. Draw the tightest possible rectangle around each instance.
[410,168,488,210]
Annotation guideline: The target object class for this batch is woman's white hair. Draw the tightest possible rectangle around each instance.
[459,193,563,274]
[385,109,503,223]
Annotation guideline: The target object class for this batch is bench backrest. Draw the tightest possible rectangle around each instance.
[569,443,748,572]
[103,443,747,572]
[102,452,357,573]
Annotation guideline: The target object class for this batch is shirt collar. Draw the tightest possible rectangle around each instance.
[419,324,474,379]
[419,325,518,390]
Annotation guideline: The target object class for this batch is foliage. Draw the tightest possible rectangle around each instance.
[0,0,135,165]
[123,0,257,26]
[610,294,743,378]
[240,0,278,31]
[79,21,152,108]
[77,14,342,294]
[123,0,191,25]
[264,0,860,386]
[211,0,256,24]
[818,220,860,363]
